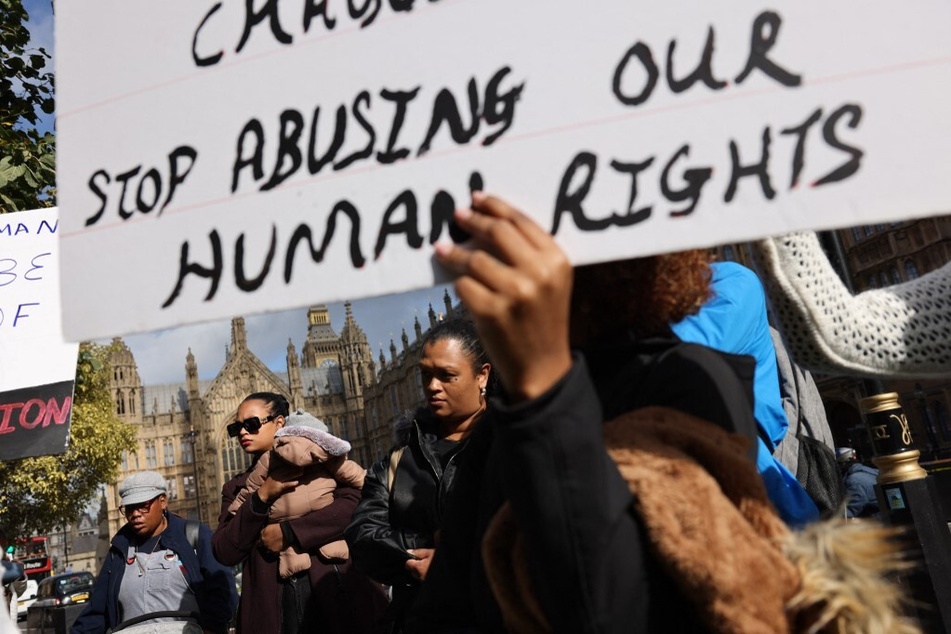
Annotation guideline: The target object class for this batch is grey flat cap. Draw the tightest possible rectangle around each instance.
[118,471,166,506]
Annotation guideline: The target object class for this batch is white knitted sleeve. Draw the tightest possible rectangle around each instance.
[752,232,951,378]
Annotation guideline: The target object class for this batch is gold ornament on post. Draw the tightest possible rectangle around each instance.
[859,392,928,485]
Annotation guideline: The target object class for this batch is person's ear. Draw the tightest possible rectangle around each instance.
[478,363,491,389]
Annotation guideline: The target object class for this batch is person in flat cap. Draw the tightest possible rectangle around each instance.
[72,471,237,634]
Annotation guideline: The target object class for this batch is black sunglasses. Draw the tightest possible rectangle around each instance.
[227,415,277,437]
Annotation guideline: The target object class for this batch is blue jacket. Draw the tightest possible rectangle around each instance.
[672,261,819,526]
[843,463,880,519]
[71,513,237,634]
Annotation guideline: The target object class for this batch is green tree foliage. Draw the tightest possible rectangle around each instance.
[0,343,137,539]
[0,0,55,212]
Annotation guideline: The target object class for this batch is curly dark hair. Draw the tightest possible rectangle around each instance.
[569,249,714,346]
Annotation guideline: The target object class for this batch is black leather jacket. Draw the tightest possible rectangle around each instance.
[345,409,470,625]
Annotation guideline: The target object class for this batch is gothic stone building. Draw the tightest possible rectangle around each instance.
[104,303,376,537]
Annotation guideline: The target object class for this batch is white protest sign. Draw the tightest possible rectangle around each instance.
[0,208,78,459]
[56,1,951,341]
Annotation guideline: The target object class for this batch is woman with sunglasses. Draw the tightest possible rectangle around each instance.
[345,317,492,634]
[72,470,237,634]
[212,392,386,634]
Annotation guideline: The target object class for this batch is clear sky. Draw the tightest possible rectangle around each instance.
[22,0,457,385]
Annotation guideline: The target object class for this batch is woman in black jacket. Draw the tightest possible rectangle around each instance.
[346,317,492,633]
[407,193,760,633]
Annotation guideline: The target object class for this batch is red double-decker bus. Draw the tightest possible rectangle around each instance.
[14,536,52,581]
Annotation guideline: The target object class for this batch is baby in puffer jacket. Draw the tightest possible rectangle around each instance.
[229,409,365,578]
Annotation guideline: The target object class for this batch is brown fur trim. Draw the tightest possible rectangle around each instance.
[481,406,919,633]
[604,407,798,632]
[784,518,920,634]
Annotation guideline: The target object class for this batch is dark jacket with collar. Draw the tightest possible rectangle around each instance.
[346,409,471,626]
[213,469,387,634]
[71,512,237,634]
[407,334,757,633]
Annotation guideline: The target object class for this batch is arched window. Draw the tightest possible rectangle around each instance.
[867,276,877,289]
[851,228,863,242]
[905,260,920,280]
[864,225,875,236]
[181,435,194,464]
[891,268,901,285]
[879,272,888,287]
[220,440,253,482]
[722,245,736,261]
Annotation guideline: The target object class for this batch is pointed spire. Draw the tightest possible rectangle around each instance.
[443,288,453,317]
[414,315,423,341]
[230,317,248,353]
[285,337,300,369]
[186,347,199,399]
[379,348,386,369]
[428,303,437,328]
[390,338,398,363]
[401,327,409,352]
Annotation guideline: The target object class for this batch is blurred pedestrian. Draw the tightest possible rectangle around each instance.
[837,447,881,519]
[0,528,25,630]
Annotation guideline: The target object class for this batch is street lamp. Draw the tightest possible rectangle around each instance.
[188,428,203,524]
[914,383,940,461]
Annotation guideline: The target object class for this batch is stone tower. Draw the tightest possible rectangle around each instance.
[301,306,340,369]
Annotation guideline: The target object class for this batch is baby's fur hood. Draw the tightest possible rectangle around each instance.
[275,425,351,456]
